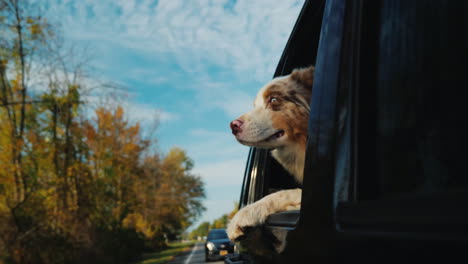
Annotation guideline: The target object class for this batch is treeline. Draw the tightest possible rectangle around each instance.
[189,203,238,240]
[0,1,205,263]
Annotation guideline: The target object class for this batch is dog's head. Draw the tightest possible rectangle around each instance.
[230,66,314,150]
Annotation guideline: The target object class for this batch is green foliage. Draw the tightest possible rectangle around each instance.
[189,221,211,240]
[211,214,229,229]
[189,202,239,239]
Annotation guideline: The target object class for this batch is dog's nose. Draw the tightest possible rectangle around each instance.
[230,120,244,135]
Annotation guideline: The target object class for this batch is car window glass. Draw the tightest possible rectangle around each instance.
[208,231,228,240]
[373,1,467,199]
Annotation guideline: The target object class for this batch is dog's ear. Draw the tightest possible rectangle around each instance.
[290,66,315,88]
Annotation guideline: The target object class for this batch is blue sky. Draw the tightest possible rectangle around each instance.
[39,0,304,229]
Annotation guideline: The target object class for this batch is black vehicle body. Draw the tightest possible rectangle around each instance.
[205,229,235,261]
[226,0,468,263]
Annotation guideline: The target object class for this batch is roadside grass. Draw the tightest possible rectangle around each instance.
[136,241,196,264]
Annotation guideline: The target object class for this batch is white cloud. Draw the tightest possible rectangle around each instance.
[192,158,247,187]
[83,94,178,124]
[210,89,254,119]
[184,127,249,164]
[42,0,304,82]
[38,0,304,119]
[184,128,249,189]
[126,102,179,123]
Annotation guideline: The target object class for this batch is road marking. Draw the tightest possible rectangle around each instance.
[184,243,198,264]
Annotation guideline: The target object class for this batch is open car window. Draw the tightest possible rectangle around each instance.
[234,0,468,263]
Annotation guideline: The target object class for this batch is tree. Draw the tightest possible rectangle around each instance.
[189,221,210,240]
[189,202,239,240]
[84,106,149,225]
[152,148,205,239]
[0,1,207,263]
[210,202,239,230]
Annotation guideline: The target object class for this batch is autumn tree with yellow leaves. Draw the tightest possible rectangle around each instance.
[0,1,205,263]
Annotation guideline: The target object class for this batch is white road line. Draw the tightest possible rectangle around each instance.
[184,243,198,264]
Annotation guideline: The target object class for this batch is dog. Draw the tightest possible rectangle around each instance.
[227,66,314,250]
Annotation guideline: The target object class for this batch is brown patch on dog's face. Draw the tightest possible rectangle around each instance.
[231,66,314,149]
[262,80,311,147]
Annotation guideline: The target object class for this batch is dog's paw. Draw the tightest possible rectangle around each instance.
[227,203,269,241]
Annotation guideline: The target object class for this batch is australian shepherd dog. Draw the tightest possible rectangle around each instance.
[227,66,314,252]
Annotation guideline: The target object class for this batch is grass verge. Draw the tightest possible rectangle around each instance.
[136,241,196,264]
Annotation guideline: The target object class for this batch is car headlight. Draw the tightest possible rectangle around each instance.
[206,242,215,251]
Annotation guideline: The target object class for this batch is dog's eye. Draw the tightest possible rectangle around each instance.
[269,97,278,103]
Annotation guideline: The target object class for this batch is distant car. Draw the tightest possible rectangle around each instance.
[204,229,235,262]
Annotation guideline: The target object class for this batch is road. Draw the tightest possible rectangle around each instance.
[168,242,224,264]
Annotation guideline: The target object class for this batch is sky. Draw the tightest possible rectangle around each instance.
[38,0,304,230]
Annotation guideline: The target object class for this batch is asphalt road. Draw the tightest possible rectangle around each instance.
[168,242,224,264]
